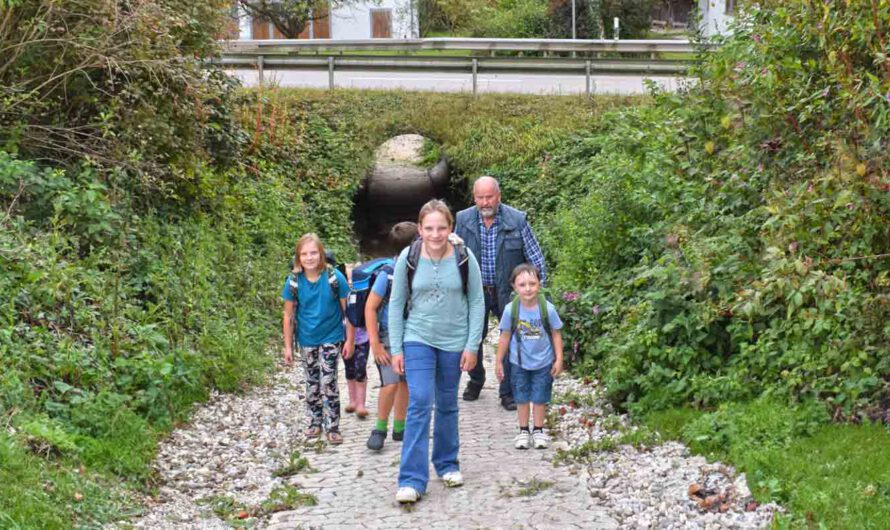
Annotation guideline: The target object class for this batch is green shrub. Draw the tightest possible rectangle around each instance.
[472,0,550,38]
[505,1,890,416]
[549,0,654,40]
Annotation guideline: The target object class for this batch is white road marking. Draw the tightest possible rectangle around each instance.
[347,76,465,82]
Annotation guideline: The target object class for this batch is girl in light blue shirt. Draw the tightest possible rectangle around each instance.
[388,200,485,504]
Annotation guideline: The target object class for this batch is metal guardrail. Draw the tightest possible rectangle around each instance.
[215,38,702,95]
[221,37,700,54]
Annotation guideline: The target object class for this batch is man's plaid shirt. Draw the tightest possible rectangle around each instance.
[477,207,547,287]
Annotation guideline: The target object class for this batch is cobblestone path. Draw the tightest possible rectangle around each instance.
[268,343,618,529]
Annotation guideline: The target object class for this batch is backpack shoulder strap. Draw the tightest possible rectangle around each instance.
[539,294,550,335]
[509,296,520,336]
[454,243,470,296]
[403,240,423,319]
[287,271,300,301]
[326,264,340,298]
[326,265,344,319]
[382,261,395,301]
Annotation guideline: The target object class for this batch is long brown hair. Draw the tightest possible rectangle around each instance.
[294,233,327,272]
[417,199,454,228]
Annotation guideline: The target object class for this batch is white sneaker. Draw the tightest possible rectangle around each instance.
[442,470,464,487]
[396,487,421,504]
[532,430,549,449]
[514,430,531,449]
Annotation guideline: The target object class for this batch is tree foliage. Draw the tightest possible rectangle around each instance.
[548,0,654,39]
[0,0,244,199]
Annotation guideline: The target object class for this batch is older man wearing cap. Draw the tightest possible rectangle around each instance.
[454,176,547,411]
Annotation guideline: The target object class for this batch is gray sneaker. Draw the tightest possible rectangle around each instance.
[367,429,386,451]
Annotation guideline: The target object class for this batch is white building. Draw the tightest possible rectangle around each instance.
[237,0,418,40]
[698,0,735,38]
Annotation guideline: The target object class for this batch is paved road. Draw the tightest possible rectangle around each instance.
[267,335,618,529]
[230,68,686,95]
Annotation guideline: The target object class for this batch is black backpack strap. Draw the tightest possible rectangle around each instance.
[404,239,423,319]
[326,264,340,298]
[326,265,344,318]
[286,271,300,348]
[454,243,470,296]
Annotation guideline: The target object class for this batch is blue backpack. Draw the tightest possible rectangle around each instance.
[346,257,395,327]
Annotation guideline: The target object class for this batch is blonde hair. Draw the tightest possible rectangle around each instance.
[294,233,327,272]
[417,199,454,228]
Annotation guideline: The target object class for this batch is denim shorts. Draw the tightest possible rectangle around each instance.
[510,363,553,405]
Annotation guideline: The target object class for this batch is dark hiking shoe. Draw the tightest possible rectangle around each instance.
[367,429,387,451]
[500,396,517,411]
[462,383,482,401]
[392,429,404,442]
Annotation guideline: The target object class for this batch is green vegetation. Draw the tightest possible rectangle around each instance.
[510,477,555,497]
[644,402,890,529]
[3,0,889,527]
[272,451,314,477]
[494,1,890,419]
[197,484,317,525]
[419,0,655,39]
[258,484,318,513]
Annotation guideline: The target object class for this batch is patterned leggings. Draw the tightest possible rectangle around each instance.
[344,341,370,382]
[302,342,342,432]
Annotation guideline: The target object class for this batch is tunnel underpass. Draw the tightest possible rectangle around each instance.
[352,134,470,258]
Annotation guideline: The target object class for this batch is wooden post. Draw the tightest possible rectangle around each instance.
[257,55,264,86]
[328,56,335,90]
[585,60,592,97]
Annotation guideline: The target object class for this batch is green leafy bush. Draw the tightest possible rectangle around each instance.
[549,0,654,39]
[494,1,890,418]
[472,0,550,38]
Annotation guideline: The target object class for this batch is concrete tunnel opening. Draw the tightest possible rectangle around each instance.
[353,134,470,258]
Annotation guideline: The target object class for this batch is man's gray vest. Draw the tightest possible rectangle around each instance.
[455,204,530,310]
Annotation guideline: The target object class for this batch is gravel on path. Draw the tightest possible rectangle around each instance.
[114,327,780,529]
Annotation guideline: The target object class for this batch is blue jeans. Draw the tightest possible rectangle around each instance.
[399,341,462,493]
